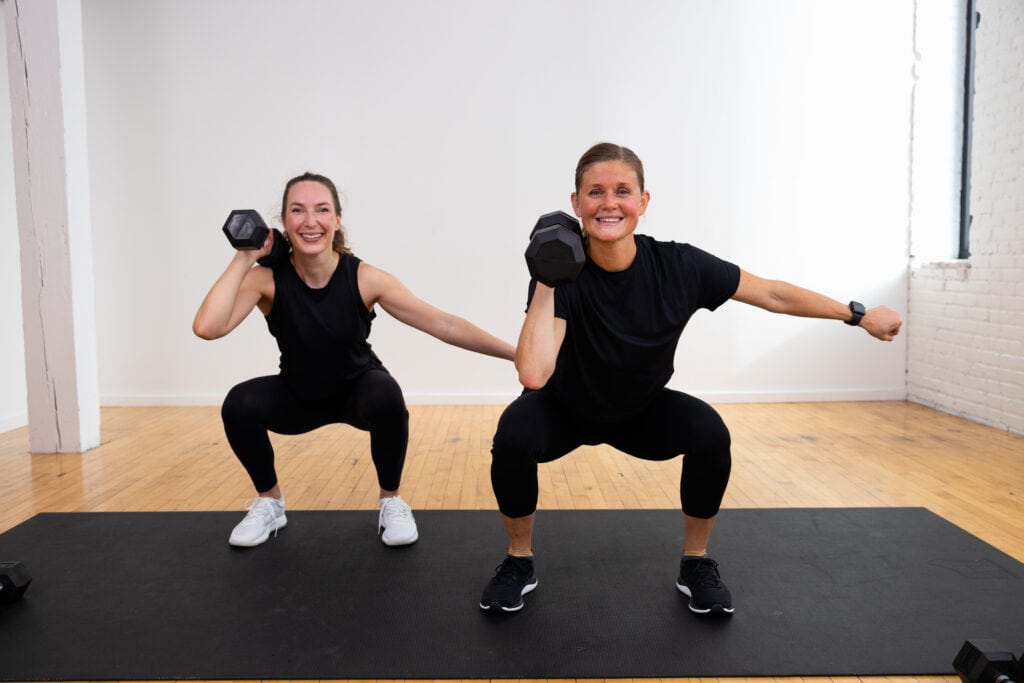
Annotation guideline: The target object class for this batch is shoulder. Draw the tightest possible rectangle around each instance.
[636,233,690,257]
[247,263,276,291]
[356,258,381,285]
[637,236,739,291]
[335,251,362,281]
[245,263,276,313]
[635,234,701,266]
[637,234,698,255]
[640,235,730,266]
[356,259,405,300]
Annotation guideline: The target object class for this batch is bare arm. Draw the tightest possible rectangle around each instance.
[358,263,516,361]
[514,283,566,389]
[731,269,902,341]
[192,234,275,340]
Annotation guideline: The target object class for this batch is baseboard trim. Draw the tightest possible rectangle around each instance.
[0,411,29,433]
[96,388,907,407]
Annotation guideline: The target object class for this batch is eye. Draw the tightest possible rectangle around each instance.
[616,187,631,196]
[589,189,603,197]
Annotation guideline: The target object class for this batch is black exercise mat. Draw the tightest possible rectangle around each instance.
[1,508,1022,680]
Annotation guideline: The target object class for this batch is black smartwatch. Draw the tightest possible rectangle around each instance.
[845,300,865,326]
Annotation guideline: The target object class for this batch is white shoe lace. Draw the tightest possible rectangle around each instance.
[242,497,282,536]
[380,497,413,523]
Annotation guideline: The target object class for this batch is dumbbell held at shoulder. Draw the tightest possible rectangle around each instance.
[525,210,586,288]
[222,209,289,266]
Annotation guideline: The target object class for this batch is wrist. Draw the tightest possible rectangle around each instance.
[232,249,259,267]
[844,300,865,326]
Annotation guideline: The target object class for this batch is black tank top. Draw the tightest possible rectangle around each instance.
[265,253,383,400]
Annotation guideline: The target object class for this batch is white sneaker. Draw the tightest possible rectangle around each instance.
[229,496,287,547]
[379,496,418,546]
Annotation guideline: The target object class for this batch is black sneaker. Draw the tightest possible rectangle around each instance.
[676,557,734,615]
[479,555,538,613]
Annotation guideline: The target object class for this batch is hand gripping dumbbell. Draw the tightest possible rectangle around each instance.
[222,209,289,266]
[525,210,585,287]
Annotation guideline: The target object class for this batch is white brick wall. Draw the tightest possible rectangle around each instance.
[908,0,1024,434]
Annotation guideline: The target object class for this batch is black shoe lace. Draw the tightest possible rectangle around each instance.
[686,558,724,589]
[491,556,532,586]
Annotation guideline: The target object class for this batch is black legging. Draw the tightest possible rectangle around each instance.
[221,369,409,493]
[490,388,732,519]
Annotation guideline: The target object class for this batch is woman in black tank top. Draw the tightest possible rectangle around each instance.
[194,172,515,549]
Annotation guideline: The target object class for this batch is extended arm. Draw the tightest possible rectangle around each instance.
[731,269,902,341]
[358,263,516,361]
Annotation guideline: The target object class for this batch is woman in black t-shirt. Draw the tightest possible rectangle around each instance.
[194,172,515,549]
[479,142,903,616]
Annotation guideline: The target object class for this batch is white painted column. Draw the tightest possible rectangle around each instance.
[5,0,99,453]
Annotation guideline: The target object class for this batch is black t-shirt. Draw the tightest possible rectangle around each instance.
[265,253,383,400]
[530,234,740,420]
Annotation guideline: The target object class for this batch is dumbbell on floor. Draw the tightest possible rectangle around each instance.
[222,209,288,266]
[525,210,585,287]
[0,561,31,604]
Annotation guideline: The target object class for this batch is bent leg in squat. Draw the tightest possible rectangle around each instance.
[482,390,582,612]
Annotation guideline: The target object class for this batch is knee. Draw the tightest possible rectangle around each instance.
[491,390,556,468]
[367,391,407,420]
[221,383,261,424]
[686,407,731,455]
[702,417,731,454]
[360,376,408,425]
[490,424,539,516]
[491,427,521,467]
[491,413,537,470]
[679,416,731,478]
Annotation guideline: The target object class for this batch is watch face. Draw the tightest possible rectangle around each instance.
[851,301,865,315]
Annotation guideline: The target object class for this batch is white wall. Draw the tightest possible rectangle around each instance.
[0,14,29,432]
[908,0,1024,435]
[5,0,916,420]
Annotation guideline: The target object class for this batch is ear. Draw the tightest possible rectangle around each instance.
[639,190,651,216]
[570,192,581,217]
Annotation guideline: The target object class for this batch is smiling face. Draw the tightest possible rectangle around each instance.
[571,159,650,244]
[282,180,341,256]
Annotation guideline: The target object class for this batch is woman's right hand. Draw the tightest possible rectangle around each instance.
[252,228,277,264]
[231,228,275,267]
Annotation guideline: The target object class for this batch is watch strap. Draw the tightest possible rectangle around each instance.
[845,301,865,326]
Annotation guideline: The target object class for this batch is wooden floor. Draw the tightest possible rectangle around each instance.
[1,400,1022,683]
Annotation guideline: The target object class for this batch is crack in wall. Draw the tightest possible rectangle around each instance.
[37,251,60,451]
[11,0,64,451]
[13,1,29,104]
[12,0,32,178]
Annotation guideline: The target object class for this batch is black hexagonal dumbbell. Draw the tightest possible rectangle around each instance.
[0,561,31,604]
[525,210,586,287]
[222,209,289,266]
